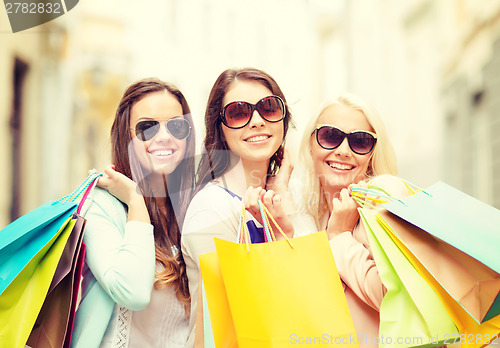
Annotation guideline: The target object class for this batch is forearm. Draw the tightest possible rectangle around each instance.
[329,232,385,310]
[126,194,150,224]
[83,193,156,310]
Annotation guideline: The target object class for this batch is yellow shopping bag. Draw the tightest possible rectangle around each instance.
[201,201,359,348]
[199,252,237,348]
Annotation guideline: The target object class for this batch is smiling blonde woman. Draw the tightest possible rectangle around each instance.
[297,93,398,348]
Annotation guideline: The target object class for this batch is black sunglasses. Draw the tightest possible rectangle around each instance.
[221,95,286,129]
[314,124,377,155]
[132,118,191,142]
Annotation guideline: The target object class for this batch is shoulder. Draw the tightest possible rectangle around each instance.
[83,187,128,226]
[187,182,239,213]
[91,187,125,209]
[183,182,241,231]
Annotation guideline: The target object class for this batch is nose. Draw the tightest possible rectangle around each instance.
[153,122,174,142]
[248,109,266,128]
[334,137,351,157]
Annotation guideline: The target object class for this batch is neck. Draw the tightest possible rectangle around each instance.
[220,153,269,197]
[241,158,269,189]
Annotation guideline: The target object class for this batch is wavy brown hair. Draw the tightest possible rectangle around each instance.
[110,78,194,311]
[195,67,293,192]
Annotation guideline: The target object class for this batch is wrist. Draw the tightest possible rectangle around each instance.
[127,193,145,208]
[275,226,294,240]
[126,195,150,224]
[327,227,347,240]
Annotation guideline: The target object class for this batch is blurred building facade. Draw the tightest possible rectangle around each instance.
[1,17,70,228]
[319,0,500,208]
[0,1,127,227]
[1,0,500,227]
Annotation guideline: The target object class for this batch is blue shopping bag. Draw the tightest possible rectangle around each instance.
[383,181,500,275]
[0,172,100,347]
[0,201,77,295]
[0,172,101,295]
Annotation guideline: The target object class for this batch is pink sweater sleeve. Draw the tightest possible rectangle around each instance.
[329,223,386,311]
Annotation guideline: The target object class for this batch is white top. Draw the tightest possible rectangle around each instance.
[128,268,189,347]
[181,181,266,347]
[99,274,189,348]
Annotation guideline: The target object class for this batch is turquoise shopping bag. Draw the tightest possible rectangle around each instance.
[383,181,500,322]
[0,172,101,347]
[0,216,76,347]
[0,173,100,295]
[0,201,77,294]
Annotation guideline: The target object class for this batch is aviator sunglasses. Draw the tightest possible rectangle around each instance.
[221,95,286,129]
[314,124,377,155]
[132,118,191,141]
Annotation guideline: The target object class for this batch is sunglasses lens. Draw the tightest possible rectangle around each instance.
[167,118,190,140]
[135,120,160,141]
[317,126,344,149]
[349,132,376,154]
[256,96,284,122]
[223,102,252,128]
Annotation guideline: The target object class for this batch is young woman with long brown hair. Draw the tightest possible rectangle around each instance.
[181,67,295,346]
[72,78,195,347]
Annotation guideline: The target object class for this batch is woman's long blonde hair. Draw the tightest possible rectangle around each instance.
[299,93,398,224]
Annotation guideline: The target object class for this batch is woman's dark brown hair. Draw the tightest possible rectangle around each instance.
[110,78,195,310]
[196,67,293,191]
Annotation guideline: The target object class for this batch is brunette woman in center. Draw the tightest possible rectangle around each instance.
[181,67,296,346]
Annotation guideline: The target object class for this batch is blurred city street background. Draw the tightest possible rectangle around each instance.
[1,0,500,228]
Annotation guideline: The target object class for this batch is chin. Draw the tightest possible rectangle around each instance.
[149,161,182,176]
[327,176,355,189]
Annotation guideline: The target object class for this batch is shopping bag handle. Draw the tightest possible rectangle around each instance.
[236,200,274,244]
[350,187,405,206]
[76,173,101,214]
[237,201,250,244]
[55,172,102,209]
[257,200,294,249]
[258,201,274,243]
[350,177,431,208]
[236,201,294,251]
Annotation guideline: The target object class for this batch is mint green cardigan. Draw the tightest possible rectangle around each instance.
[71,188,155,348]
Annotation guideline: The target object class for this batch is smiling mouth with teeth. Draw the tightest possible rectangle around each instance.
[149,149,175,157]
[328,162,355,170]
[245,135,270,142]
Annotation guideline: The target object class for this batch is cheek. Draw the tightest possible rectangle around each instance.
[221,127,235,146]
[355,154,371,173]
[276,122,285,139]
[176,139,187,158]
[130,139,151,171]
[311,147,328,175]
[132,138,148,158]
